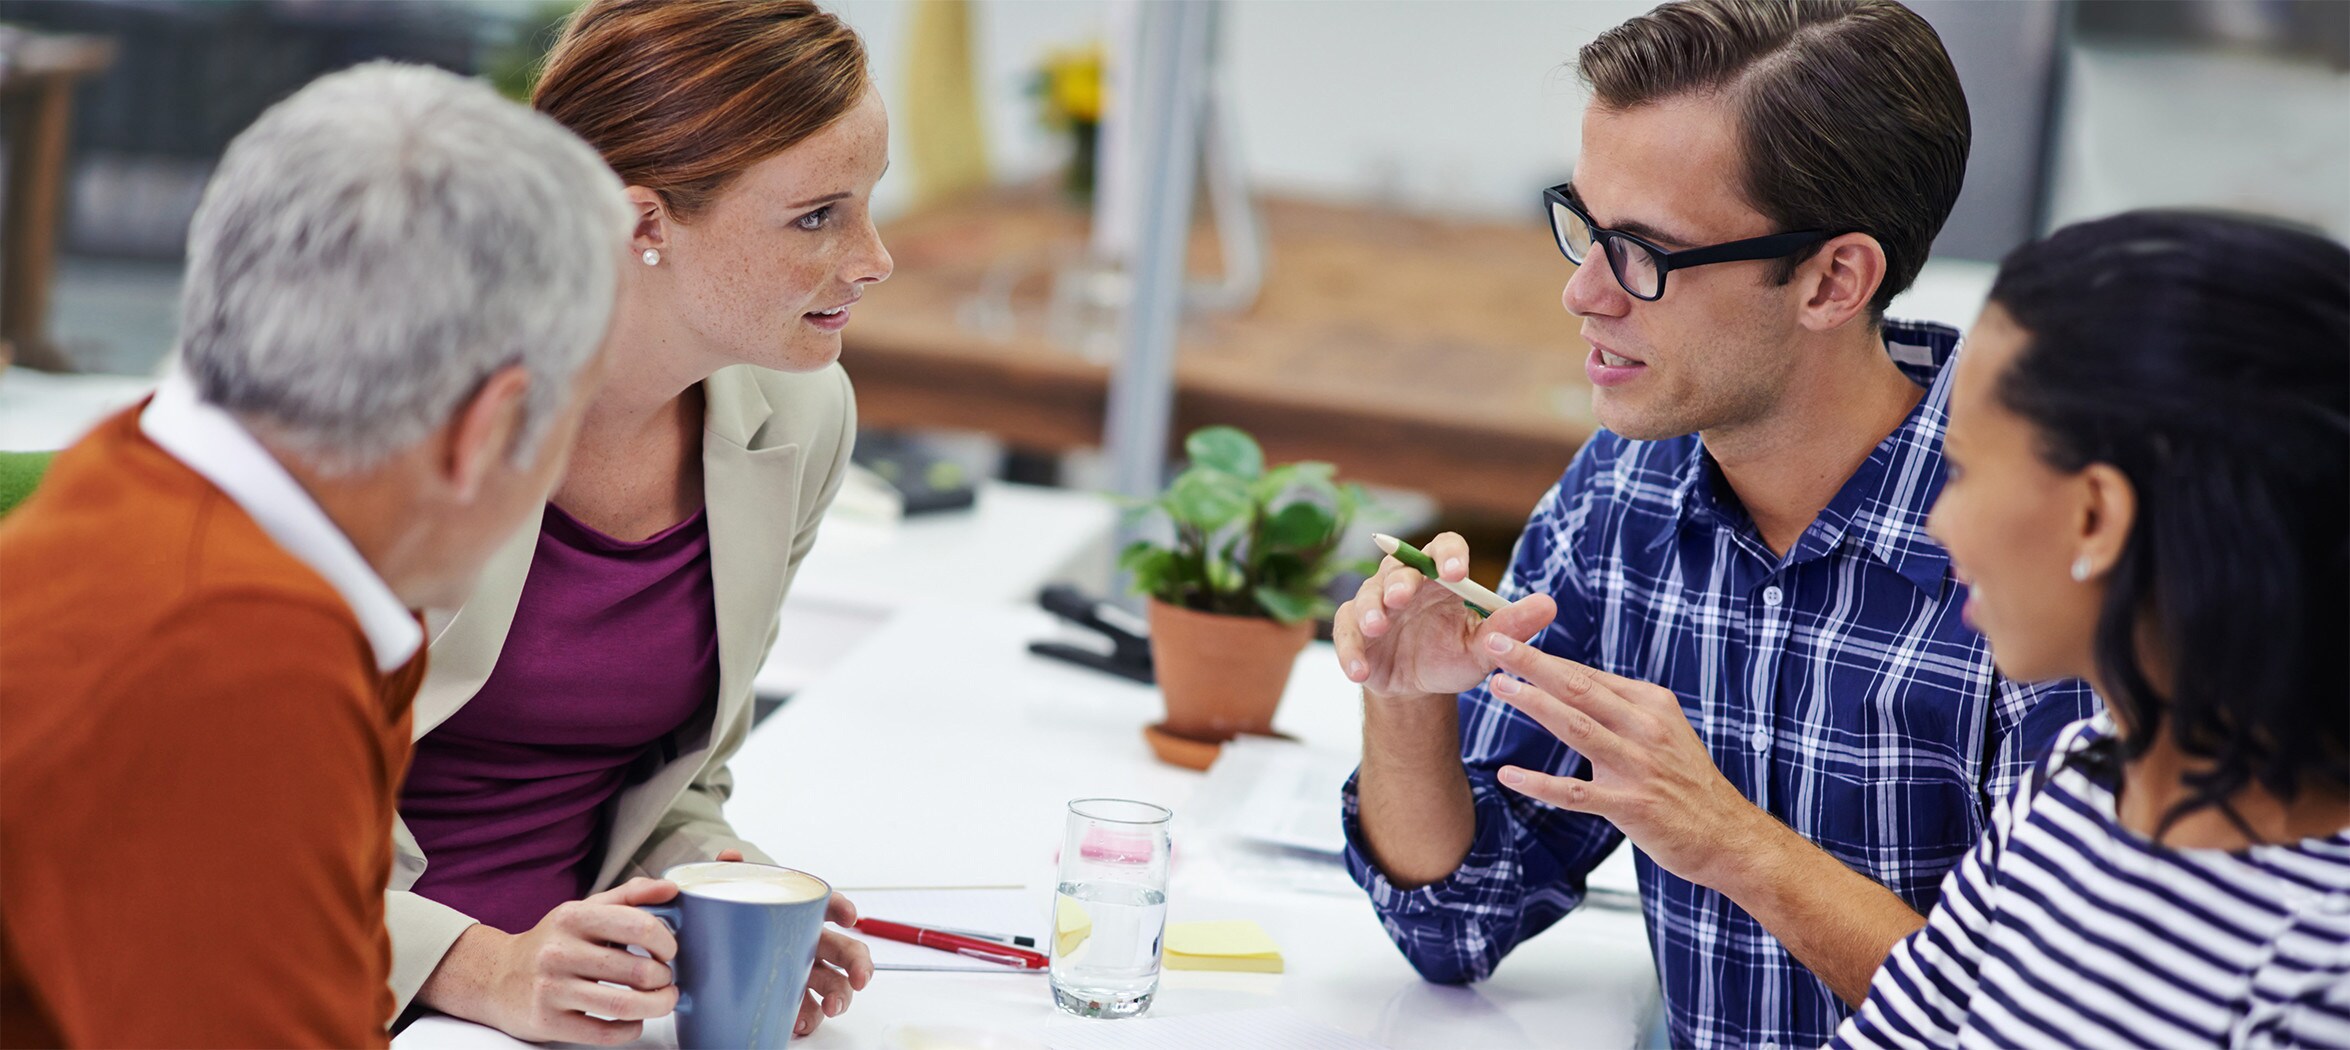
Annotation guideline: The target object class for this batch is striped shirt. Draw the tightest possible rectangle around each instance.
[1835,715,2350,1049]
[1341,321,2102,1050]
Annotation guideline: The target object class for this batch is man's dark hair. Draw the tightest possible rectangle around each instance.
[1577,0,1971,318]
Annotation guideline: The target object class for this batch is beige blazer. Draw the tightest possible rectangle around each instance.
[382,363,856,1012]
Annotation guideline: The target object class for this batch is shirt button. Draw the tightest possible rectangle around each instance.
[1749,727,1770,752]
[1761,585,1784,607]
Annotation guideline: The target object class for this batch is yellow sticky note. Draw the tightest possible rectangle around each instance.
[1163,919,1284,973]
[1055,896,1092,957]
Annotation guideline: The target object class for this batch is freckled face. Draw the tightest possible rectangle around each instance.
[660,89,893,373]
[1926,303,2104,683]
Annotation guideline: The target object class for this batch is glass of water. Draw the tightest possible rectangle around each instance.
[1050,797,1172,1019]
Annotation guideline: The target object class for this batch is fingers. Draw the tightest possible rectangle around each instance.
[1422,531,1472,581]
[817,927,874,989]
[553,901,678,964]
[1482,633,1639,735]
[714,849,745,862]
[817,934,874,991]
[826,891,860,929]
[1355,557,1403,636]
[1333,586,1376,681]
[805,959,856,1021]
[1486,671,1633,770]
[555,977,678,1024]
[1496,764,1620,816]
[584,876,679,908]
[536,1014,647,1047]
[1377,558,1427,611]
[794,984,825,1039]
[1473,593,1559,653]
[562,939,674,992]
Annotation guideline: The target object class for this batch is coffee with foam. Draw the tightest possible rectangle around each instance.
[667,862,829,905]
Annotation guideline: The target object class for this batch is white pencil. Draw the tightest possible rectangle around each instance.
[1371,533,1513,616]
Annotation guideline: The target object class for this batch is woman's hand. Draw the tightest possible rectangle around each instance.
[711,849,875,1037]
[799,892,873,1037]
[417,877,682,1046]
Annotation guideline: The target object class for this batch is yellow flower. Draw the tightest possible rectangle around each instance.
[1040,46,1104,124]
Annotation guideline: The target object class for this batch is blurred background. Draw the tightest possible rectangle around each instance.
[3,0,2345,584]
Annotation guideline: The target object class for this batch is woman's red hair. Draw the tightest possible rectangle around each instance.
[532,0,869,222]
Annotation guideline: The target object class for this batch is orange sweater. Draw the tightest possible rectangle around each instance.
[0,408,423,1048]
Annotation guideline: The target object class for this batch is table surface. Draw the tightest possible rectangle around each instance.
[398,602,1661,1050]
[753,482,1119,697]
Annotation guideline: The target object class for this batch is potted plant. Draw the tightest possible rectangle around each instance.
[1120,426,1370,764]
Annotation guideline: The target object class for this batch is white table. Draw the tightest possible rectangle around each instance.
[755,484,1118,697]
[399,602,1661,1049]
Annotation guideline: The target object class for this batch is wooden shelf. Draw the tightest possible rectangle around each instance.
[843,185,1598,521]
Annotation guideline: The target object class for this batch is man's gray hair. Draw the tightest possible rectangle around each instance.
[179,61,632,474]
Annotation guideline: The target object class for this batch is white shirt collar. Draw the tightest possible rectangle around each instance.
[140,373,422,672]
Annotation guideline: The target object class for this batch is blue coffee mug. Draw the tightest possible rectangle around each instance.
[640,861,832,1050]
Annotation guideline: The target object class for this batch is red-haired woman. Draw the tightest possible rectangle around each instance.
[389,2,890,1041]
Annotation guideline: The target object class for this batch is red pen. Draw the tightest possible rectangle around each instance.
[854,918,1051,970]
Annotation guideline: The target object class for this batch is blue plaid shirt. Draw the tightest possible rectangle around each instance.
[1341,321,2100,1050]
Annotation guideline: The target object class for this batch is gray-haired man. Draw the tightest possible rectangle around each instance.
[0,62,630,1046]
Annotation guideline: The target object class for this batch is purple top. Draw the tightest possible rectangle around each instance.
[401,504,719,934]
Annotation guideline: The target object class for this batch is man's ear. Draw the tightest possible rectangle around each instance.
[626,186,669,257]
[445,366,532,502]
[1797,232,1887,333]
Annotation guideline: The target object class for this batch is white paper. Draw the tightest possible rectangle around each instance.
[1196,737,1355,856]
[1039,1008,1381,1050]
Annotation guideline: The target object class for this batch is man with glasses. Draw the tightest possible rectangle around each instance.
[1331,2,2098,1047]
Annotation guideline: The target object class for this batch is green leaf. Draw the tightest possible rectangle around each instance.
[1249,460,1334,504]
[1117,539,1169,575]
[1261,501,1334,549]
[1204,554,1245,594]
[1251,584,1324,625]
[1117,542,1178,600]
[1185,426,1264,480]
[1257,551,1309,588]
[1162,469,1251,531]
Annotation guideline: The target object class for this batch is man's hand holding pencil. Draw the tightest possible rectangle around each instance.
[1332,532,1557,704]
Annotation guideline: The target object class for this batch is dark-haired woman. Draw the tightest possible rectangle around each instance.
[388,1,888,1042]
[1832,210,2350,1048]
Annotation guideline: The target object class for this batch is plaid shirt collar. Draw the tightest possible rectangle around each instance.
[1654,319,1960,595]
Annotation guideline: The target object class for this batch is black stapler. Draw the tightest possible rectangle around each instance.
[1028,584,1155,684]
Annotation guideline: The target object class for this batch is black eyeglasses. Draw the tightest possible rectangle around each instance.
[1544,182,1835,301]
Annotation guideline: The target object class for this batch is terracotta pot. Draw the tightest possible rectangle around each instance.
[1145,598,1313,743]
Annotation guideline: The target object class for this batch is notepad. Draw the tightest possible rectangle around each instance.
[1162,919,1282,973]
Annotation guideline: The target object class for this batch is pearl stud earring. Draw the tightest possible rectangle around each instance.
[641,248,660,266]
[2069,555,2093,582]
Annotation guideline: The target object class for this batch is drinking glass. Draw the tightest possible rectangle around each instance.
[1048,798,1172,1019]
